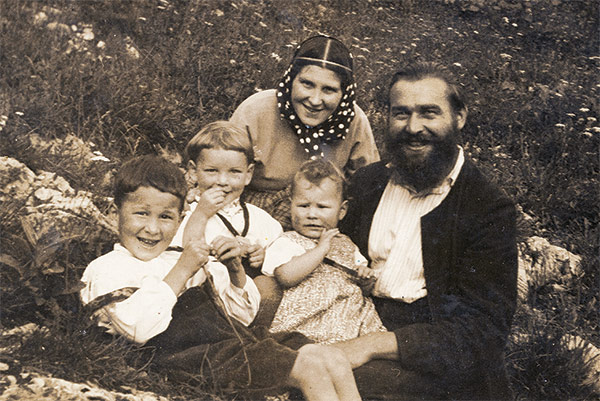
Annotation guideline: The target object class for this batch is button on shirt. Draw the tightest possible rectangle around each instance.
[368,147,464,303]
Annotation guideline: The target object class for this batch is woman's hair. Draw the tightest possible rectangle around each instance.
[388,61,466,114]
[114,154,187,211]
[290,35,353,88]
[184,121,254,164]
[291,158,347,201]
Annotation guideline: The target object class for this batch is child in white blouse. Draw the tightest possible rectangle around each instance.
[263,159,385,344]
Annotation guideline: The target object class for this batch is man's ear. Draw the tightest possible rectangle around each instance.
[338,199,349,221]
[455,106,468,131]
[245,163,255,186]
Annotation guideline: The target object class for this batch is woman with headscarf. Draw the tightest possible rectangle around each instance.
[230,35,379,231]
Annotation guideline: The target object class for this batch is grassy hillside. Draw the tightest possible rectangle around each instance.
[1,0,598,399]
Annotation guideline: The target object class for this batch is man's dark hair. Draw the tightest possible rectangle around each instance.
[114,154,187,211]
[387,61,466,114]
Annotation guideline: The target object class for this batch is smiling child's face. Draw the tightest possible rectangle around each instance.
[118,186,182,261]
[291,176,347,239]
[191,148,253,207]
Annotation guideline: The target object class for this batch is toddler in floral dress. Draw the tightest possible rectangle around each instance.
[262,159,386,344]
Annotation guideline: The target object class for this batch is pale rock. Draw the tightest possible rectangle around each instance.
[517,236,582,301]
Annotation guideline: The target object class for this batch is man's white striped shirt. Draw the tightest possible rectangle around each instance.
[368,147,464,303]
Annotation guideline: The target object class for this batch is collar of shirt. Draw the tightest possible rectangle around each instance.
[387,146,464,197]
[218,198,242,219]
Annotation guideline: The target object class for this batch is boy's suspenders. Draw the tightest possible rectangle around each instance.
[215,202,258,278]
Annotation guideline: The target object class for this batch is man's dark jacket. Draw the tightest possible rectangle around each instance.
[341,159,518,400]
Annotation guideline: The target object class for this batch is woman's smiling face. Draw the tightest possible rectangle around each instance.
[291,65,343,127]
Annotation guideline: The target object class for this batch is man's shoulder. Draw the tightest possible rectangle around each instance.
[351,161,390,188]
[455,158,515,214]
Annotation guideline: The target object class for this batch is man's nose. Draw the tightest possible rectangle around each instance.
[406,114,423,134]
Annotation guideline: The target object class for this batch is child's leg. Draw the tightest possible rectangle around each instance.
[288,344,361,401]
[251,275,282,327]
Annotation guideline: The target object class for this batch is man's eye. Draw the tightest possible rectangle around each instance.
[323,87,339,94]
[160,214,174,220]
[134,211,148,216]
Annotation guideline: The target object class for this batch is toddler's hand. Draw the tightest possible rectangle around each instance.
[179,240,210,274]
[246,243,265,269]
[317,228,339,253]
[356,264,377,295]
[196,187,226,217]
[211,235,243,273]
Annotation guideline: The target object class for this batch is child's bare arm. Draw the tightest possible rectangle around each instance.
[182,187,226,245]
[163,239,210,295]
[274,229,338,288]
[211,235,247,290]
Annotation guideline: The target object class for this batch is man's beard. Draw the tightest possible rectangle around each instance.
[386,127,460,192]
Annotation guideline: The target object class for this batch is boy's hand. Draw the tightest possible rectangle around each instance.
[179,240,210,274]
[196,187,226,217]
[316,228,339,253]
[246,243,265,269]
[210,235,243,272]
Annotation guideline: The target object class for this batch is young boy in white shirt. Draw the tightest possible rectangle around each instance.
[80,154,259,343]
[172,120,284,326]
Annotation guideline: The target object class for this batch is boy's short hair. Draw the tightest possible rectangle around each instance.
[185,121,254,164]
[291,158,347,200]
[114,154,187,211]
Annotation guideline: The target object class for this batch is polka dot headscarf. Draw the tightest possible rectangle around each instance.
[276,35,357,158]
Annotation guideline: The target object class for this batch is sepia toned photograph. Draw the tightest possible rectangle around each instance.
[1,0,598,400]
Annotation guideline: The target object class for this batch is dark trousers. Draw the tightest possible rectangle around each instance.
[354,296,512,400]
[146,285,309,398]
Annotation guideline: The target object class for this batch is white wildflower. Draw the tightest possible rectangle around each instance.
[33,12,48,25]
[502,17,509,23]
[15,111,24,116]
[96,40,105,49]
[500,53,512,60]
[214,9,224,17]
[554,123,566,128]
[259,21,267,28]
[230,59,237,65]
[566,113,576,117]
[579,107,590,112]
[587,117,597,122]
[591,127,600,133]
[453,62,462,67]
[270,53,281,62]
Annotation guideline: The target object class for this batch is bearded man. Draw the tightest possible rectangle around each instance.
[337,62,518,400]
